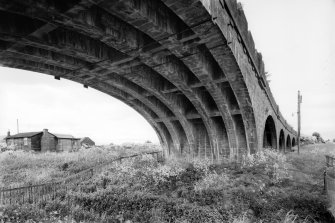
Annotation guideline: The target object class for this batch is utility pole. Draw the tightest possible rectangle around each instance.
[17,118,19,134]
[297,91,302,154]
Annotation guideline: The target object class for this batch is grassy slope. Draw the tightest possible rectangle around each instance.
[287,143,335,184]
[1,148,334,223]
[287,143,335,217]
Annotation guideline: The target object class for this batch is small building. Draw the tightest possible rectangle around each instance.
[79,137,95,147]
[5,129,80,152]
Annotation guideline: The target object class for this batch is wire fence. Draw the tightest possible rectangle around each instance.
[0,151,163,206]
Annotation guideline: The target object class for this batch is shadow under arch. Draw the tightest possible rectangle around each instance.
[286,135,291,151]
[279,130,285,151]
[263,115,277,149]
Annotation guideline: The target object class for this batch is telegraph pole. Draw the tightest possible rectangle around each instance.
[17,118,19,134]
[297,91,302,154]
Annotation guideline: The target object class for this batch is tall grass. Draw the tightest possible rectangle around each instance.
[286,144,334,184]
[0,146,333,222]
[0,143,161,188]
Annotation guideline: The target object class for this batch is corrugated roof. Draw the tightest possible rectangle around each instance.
[6,132,42,139]
[5,131,79,140]
[53,134,75,139]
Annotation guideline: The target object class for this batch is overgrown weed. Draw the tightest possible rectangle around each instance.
[0,143,160,187]
[1,147,333,222]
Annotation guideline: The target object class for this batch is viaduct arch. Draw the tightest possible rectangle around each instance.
[0,0,297,160]
[263,116,277,149]
[286,135,292,151]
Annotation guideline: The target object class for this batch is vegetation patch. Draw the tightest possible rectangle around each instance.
[0,143,160,188]
[1,147,333,222]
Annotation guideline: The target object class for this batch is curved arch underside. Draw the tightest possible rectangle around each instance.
[0,0,268,160]
[263,116,277,149]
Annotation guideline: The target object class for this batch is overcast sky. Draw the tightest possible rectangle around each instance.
[0,0,334,144]
[238,0,335,140]
[0,70,158,144]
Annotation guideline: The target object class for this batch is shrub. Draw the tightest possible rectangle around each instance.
[1,203,46,222]
[178,165,206,186]
[241,149,290,183]
[194,172,229,192]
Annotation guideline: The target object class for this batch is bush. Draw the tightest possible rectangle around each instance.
[194,172,229,192]
[241,148,290,183]
[1,203,46,222]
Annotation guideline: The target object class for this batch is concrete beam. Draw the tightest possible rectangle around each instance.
[154,110,241,122]
[161,77,228,93]
[121,67,197,153]
[162,0,258,154]
[100,0,227,157]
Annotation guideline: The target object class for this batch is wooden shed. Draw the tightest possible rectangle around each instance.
[5,129,80,152]
[5,132,43,151]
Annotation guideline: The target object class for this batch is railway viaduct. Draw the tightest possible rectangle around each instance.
[0,0,297,160]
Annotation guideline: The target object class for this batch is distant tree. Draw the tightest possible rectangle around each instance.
[312,132,320,140]
[333,139,335,143]
[312,132,325,143]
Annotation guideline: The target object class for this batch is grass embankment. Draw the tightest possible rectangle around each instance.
[287,144,335,184]
[0,143,160,188]
[287,143,335,217]
[1,147,333,223]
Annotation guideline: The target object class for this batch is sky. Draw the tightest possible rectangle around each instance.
[0,0,334,144]
[0,69,158,144]
[237,0,335,140]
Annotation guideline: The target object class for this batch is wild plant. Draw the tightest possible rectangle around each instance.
[241,148,290,183]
